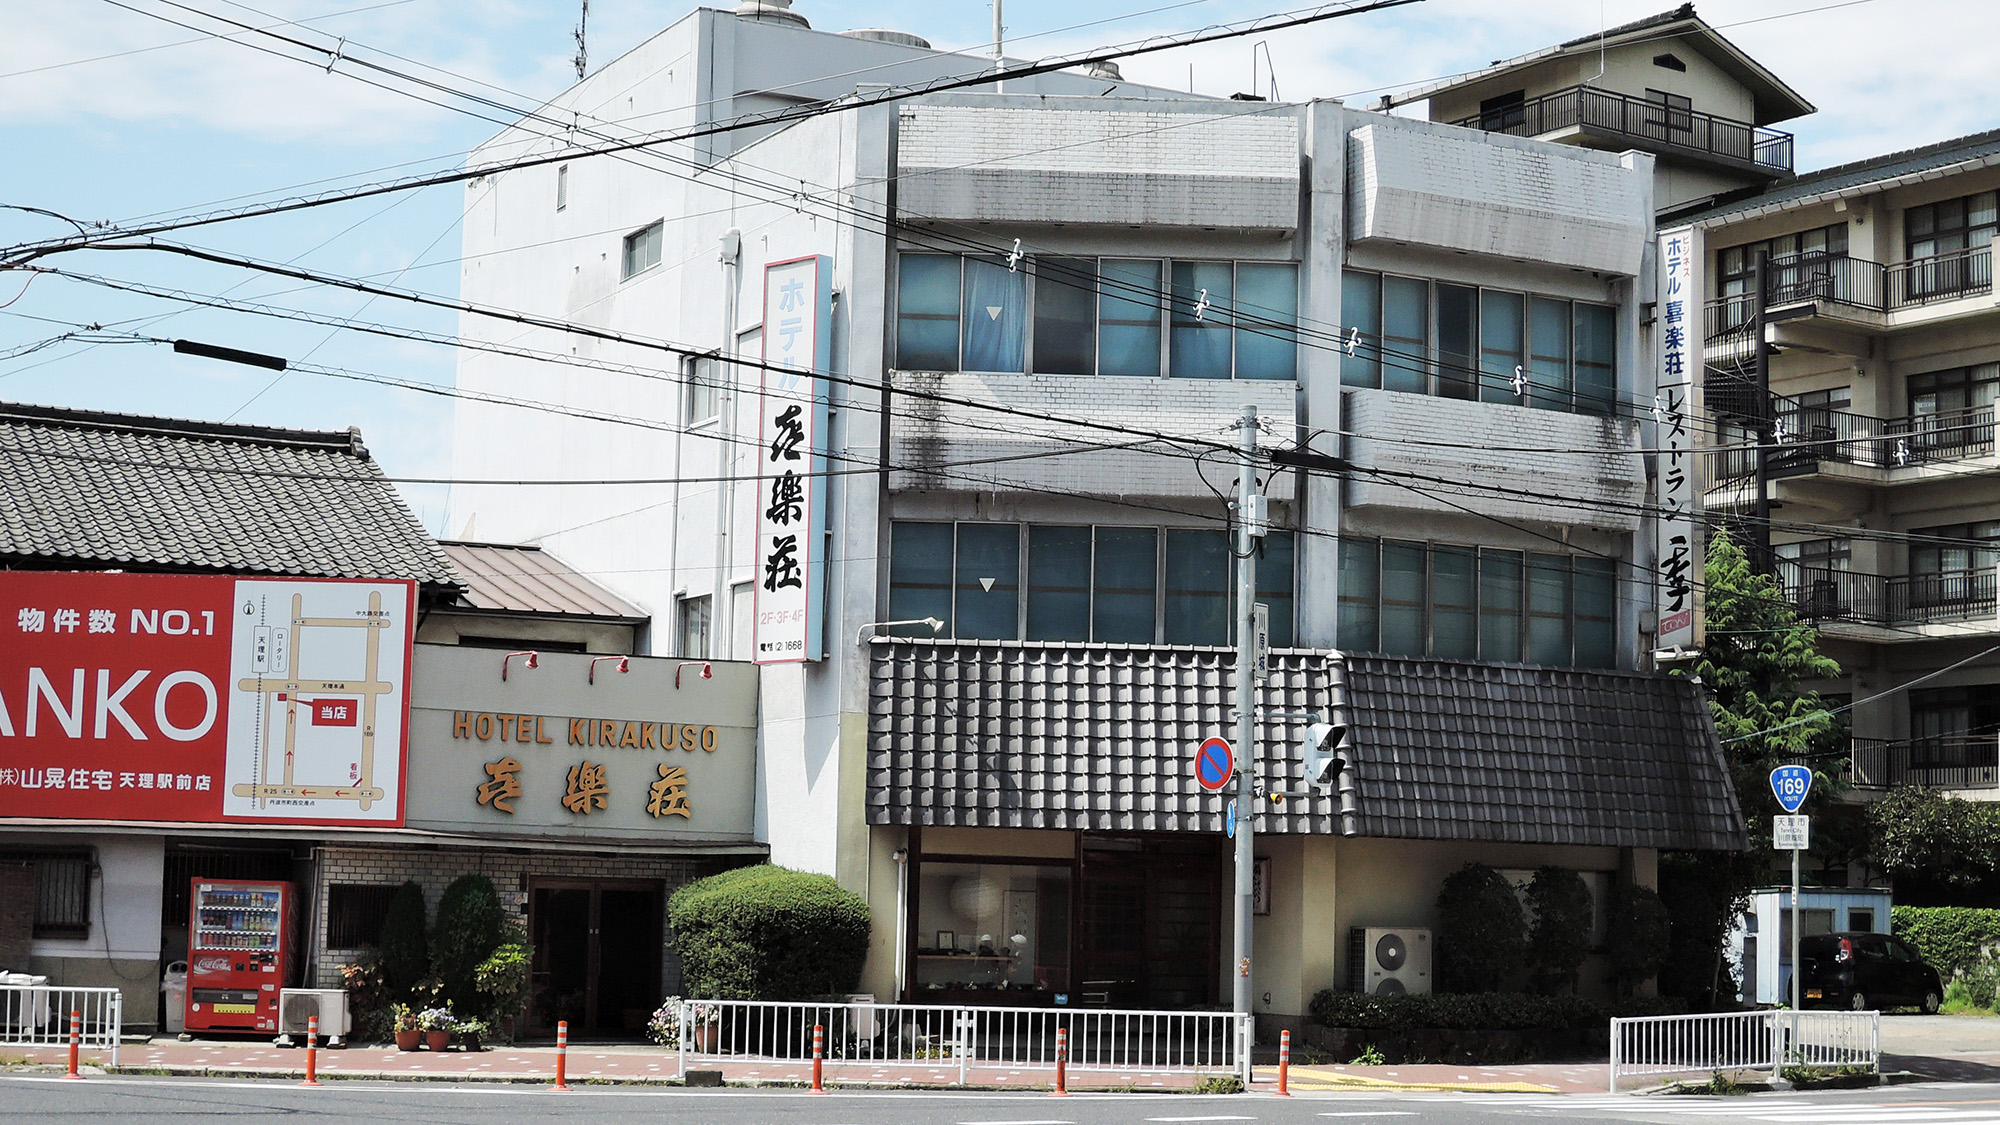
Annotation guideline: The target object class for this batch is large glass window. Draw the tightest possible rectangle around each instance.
[962,258,1026,372]
[897,254,963,370]
[890,521,1296,645]
[1032,258,1096,376]
[1027,526,1092,641]
[1235,263,1299,381]
[1907,191,1998,260]
[1337,537,1617,668]
[1345,270,1616,412]
[1170,261,1234,380]
[1164,529,1231,645]
[914,860,1072,997]
[900,253,1294,380]
[1093,527,1158,642]
[1098,259,1163,377]
[955,523,1021,639]
[888,522,955,633]
[1341,271,1382,388]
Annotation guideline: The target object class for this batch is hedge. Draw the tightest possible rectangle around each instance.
[1435,864,1527,993]
[1893,906,2000,978]
[668,864,871,1000]
[1307,990,1685,1032]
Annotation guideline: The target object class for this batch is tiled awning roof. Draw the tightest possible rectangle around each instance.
[866,640,1745,852]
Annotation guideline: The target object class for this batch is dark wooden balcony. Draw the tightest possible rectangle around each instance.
[1448,84,1793,176]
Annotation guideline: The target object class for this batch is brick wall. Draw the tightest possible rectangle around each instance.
[308,846,734,994]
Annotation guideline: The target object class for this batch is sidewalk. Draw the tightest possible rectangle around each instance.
[4,1035,1615,1093]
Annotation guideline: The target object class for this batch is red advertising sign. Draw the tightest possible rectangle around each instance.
[0,572,415,827]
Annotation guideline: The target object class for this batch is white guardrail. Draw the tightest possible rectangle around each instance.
[1609,1009,1879,1092]
[0,985,122,1066]
[673,999,1251,1086]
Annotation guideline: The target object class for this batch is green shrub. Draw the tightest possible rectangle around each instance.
[1307,989,1683,1031]
[1893,905,2000,979]
[379,881,430,999]
[1608,883,1671,995]
[432,875,508,1015]
[475,941,534,1036]
[1192,1074,1245,1094]
[1524,866,1593,995]
[1435,863,1528,993]
[668,865,871,1000]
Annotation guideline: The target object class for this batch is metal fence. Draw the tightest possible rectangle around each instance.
[1608,1009,1878,1092]
[0,985,122,1066]
[670,999,1249,1086]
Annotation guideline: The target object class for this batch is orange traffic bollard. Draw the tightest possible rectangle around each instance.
[301,1014,322,1086]
[1050,1026,1070,1097]
[63,1010,81,1079]
[1276,1028,1291,1096]
[809,1022,826,1094]
[553,1019,572,1091]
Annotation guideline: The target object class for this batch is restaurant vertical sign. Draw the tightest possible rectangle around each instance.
[752,254,832,664]
[1656,228,1699,652]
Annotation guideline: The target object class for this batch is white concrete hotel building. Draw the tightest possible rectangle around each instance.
[446,0,1741,1031]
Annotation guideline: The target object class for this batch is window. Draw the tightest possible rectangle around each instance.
[1337,537,1617,668]
[1715,224,1850,321]
[686,355,721,425]
[1478,89,1526,132]
[897,253,1295,379]
[0,851,91,937]
[914,860,1072,995]
[1645,88,1693,135]
[1344,270,1616,414]
[890,521,1296,645]
[1652,53,1687,72]
[1907,190,1998,262]
[326,884,397,948]
[621,221,662,279]
[556,164,568,212]
[679,595,712,658]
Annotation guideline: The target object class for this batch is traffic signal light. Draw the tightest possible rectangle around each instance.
[1301,720,1347,786]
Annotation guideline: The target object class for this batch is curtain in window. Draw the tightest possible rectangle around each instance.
[955,523,1021,639]
[1528,297,1573,412]
[1383,276,1431,394]
[1575,304,1616,416]
[1479,291,1524,404]
[962,258,1025,372]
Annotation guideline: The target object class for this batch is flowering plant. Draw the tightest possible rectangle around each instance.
[417,1006,456,1032]
[645,999,681,1046]
[688,1001,720,1028]
[392,1003,420,1033]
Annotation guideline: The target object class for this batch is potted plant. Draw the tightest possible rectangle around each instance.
[418,1006,455,1052]
[645,998,681,1047]
[688,1001,720,1053]
[453,1016,488,1052]
[475,941,533,1044]
[392,1004,422,1052]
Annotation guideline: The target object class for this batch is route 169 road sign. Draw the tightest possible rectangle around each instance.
[1769,764,1812,814]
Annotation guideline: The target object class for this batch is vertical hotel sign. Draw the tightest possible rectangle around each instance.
[1656,228,1698,651]
[753,255,832,663]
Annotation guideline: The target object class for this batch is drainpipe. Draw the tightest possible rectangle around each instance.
[715,227,743,655]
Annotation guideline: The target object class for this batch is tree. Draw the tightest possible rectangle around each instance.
[1524,866,1593,994]
[1870,787,2000,893]
[431,875,508,1015]
[1607,883,1672,996]
[1662,530,1844,1003]
[1434,863,1527,993]
[669,865,871,1000]
[379,881,430,1000]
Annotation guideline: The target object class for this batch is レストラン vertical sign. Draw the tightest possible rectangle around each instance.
[1655,228,1699,652]
[752,255,832,664]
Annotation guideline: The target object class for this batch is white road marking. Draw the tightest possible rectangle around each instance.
[1315,1114,1418,1118]
[1145,1117,1259,1122]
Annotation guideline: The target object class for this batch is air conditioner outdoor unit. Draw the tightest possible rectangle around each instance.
[1347,927,1431,995]
[277,988,350,1047]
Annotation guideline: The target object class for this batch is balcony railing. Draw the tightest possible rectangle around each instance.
[1703,247,1994,338]
[1449,85,1794,173]
[1777,562,2000,627]
[1718,404,1997,477]
[1851,734,2000,789]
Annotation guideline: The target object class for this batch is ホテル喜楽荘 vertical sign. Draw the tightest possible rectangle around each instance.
[752,255,832,664]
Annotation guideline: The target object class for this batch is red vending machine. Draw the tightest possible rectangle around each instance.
[185,879,296,1034]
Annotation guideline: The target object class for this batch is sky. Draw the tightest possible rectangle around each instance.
[3,0,1996,536]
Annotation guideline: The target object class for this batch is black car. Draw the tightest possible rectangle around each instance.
[1797,931,1943,1012]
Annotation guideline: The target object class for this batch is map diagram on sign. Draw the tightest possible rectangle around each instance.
[222,580,410,823]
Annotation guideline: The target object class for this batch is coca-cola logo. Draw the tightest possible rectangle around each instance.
[192,956,231,975]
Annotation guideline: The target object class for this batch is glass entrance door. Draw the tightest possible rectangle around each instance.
[528,880,662,1036]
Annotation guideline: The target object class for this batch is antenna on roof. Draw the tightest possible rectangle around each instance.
[573,0,589,81]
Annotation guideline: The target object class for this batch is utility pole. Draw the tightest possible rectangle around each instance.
[573,1,589,81]
[1751,247,1772,574]
[992,0,1005,93]
[1232,404,1261,1040]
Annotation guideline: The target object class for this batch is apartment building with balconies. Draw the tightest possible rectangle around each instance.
[1678,128,2000,797]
